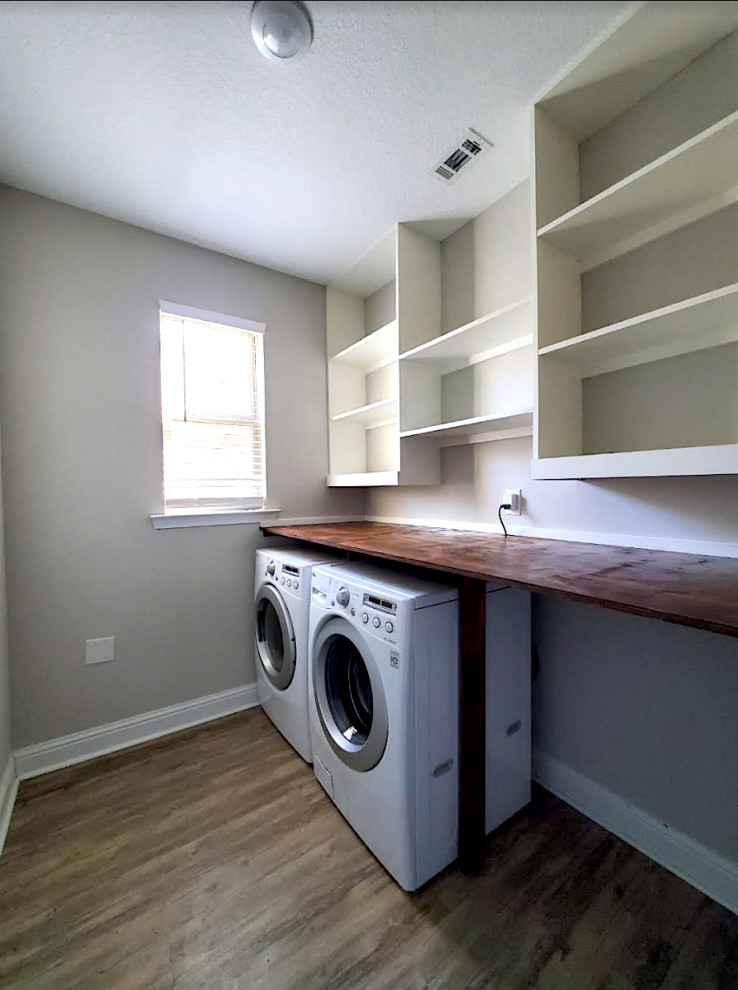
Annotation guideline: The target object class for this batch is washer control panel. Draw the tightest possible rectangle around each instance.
[311,572,403,647]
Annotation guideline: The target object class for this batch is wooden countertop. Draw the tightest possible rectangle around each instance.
[263,522,738,639]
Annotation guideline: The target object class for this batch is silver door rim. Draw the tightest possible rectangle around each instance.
[312,616,389,772]
[255,584,296,690]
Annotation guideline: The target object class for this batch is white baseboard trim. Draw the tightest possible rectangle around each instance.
[15,683,260,780]
[0,753,18,857]
[533,748,738,916]
[366,514,738,558]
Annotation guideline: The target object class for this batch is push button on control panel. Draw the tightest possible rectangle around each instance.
[362,613,369,623]
[372,617,381,628]
[385,621,394,633]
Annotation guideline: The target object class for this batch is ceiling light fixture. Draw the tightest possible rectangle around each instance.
[251,0,313,63]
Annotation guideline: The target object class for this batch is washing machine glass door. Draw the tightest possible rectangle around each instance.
[312,617,388,772]
[255,584,296,690]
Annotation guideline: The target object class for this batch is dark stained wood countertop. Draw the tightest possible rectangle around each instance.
[262,522,738,639]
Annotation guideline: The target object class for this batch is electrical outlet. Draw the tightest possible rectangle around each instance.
[503,488,522,515]
[85,636,115,665]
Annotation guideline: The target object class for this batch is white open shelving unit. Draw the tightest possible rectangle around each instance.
[532,1,738,480]
[327,227,437,487]
[326,180,535,486]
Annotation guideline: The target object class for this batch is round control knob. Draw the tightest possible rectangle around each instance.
[286,579,292,588]
[336,587,350,608]
[362,613,369,624]
[293,581,299,591]
[372,617,381,628]
[266,561,276,576]
[385,621,394,633]
[280,577,285,585]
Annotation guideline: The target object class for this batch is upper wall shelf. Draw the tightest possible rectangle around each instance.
[399,298,533,373]
[540,4,738,141]
[539,283,738,377]
[531,443,738,481]
[329,320,397,371]
[532,1,738,480]
[330,396,397,428]
[327,181,534,486]
[400,408,532,442]
[537,111,738,265]
[327,470,400,487]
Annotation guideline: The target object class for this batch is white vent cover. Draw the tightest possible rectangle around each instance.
[432,128,492,184]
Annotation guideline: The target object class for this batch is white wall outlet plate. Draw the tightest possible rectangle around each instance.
[85,636,115,665]
[504,488,522,515]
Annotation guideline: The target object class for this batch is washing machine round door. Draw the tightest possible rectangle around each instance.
[255,584,296,690]
[312,617,389,772]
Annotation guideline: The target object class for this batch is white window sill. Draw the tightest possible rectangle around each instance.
[150,507,281,530]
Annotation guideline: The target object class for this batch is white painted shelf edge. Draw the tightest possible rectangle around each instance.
[330,396,397,427]
[537,110,738,243]
[401,408,533,440]
[538,282,738,374]
[531,444,738,480]
[327,470,398,487]
[328,319,398,370]
[399,298,533,363]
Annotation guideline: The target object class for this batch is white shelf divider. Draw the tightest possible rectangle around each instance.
[400,298,533,372]
[330,396,397,428]
[537,110,738,264]
[401,408,532,441]
[329,320,397,371]
[539,283,738,377]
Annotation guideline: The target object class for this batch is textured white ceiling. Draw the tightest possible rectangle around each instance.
[0,1,628,283]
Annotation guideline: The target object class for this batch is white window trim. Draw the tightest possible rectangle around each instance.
[156,301,269,523]
[159,300,266,336]
[150,506,281,530]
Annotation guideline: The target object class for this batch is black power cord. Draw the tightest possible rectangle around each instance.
[498,502,512,537]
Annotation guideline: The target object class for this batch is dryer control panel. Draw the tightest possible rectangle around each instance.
[257,557,306,597]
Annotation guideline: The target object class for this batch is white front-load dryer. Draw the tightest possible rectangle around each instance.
[308,561,460,891]
[254,547,341,763]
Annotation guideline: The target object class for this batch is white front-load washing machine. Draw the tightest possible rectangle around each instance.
[254,547,341,763]
[308,561,460,891]
[309,561,532,891]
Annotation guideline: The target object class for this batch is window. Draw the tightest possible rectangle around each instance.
[159,303,266,511]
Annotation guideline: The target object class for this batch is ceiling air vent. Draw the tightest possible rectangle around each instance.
[432,128,492,184]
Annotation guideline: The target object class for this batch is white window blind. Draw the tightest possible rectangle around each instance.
[159,308,266,510]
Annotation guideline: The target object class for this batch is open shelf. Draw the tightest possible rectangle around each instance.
[539,283,738,377]
[330,397,397,428]
[537,111,738,264]
[401,409,532,442]
[400,299,533,372]
[327,471,399,487]
[329,320,397,371]
[540,5,738,142]
[531,443,738,480]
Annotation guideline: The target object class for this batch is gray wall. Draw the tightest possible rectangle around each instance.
[369,435,738,550]
[368,438,738,858]
[0,187,362,749]
[534,598,738,861]
[0,426,11,775]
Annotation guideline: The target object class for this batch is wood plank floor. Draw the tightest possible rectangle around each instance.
[1,710,736,990]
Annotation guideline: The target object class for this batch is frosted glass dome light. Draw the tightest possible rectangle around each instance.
[251,1,313,63]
